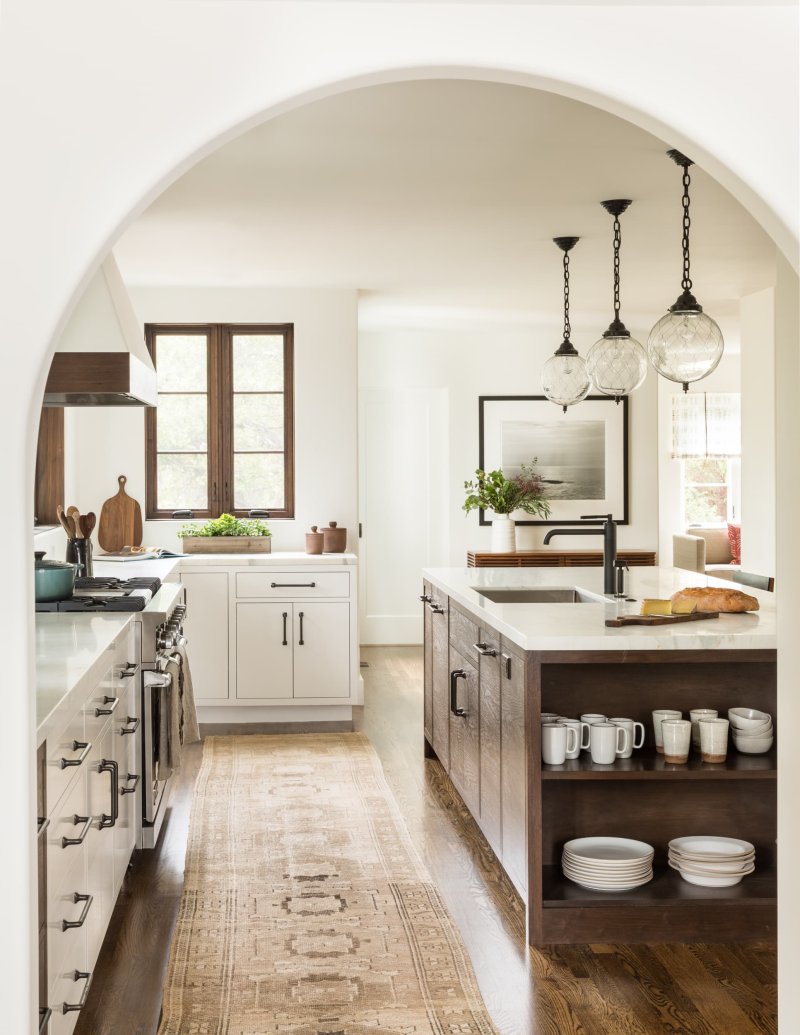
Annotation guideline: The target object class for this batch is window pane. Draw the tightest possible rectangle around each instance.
[157,453,207,510]
[157,394,208,451]
[685,458,728,484]
[233,394,284,451]
[155,335,207,392]
[234,453,284,509]
[685,485,727,525]
[232,335,284,392]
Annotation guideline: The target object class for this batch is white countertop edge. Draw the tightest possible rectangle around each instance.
[422,565,777,652]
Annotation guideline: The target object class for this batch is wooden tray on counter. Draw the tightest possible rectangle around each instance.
[605,611,720,627]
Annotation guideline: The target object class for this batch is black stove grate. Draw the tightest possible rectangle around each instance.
[36,576,162,613]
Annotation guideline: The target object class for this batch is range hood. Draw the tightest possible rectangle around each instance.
[44,254,157,406]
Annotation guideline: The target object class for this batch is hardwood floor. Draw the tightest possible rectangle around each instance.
[75,645,777,1035]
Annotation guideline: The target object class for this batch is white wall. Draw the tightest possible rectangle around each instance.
[740,287,777,578]
[63,286,359,553]
[2,5,797,1032]
[360,318,659,565]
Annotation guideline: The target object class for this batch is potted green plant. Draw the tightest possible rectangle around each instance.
[177,513,273,554]
[463,461,550,552]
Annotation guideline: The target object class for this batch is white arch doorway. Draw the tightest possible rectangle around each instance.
[3,6,797,1031]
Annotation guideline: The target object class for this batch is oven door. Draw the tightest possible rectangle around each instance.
[141,668,172,842]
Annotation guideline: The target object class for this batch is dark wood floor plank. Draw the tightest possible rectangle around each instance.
[72,644,777,1035]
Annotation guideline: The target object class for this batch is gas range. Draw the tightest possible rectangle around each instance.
[35,576,163,612]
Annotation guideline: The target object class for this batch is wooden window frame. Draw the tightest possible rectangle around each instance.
[145,323,294,520]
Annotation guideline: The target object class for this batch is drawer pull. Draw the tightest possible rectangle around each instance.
[59,741,91,770]
[473,642,498,657]
[61,892,93,931]
[62,970,92,1013]
[298,610,305,646]
[121,772,140,795]
[62,815,92,848]
[37,816,50,838]
[450,669,467,717]
[120,663,137,679]
[428,602,445,615]
[119,716,141,736]
[39,1006,51,1035]
[95,695,119,717]
[502,653,512,680]
[270,582,316,588]
[282,611,288,646]
[419,593,432,603]
[98,759,119,829]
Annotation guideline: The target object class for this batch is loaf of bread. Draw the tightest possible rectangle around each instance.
[670,587,759,613]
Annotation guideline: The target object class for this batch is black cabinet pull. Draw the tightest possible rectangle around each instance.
[450,669,467,717]
[501,653,512,679]
[62,970,92,1013]
[298,611,305,646]
[62,815,92,848]
[121,773,140,796]
[59,740,91,769]
[61,892,93,931]
[419,593,432,603]
[95,695,119,717]
[282,611,288,646]
[38,1006,51,1035]
[473,642,498,657]
[119,716,140,736]
[270,582,316,588]
[98,759,119,829]
[37,816,50,838]
[119,663,137,679]
[428,602,445,615]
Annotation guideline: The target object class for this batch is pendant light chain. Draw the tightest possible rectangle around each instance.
[681,162,693,292]
[563,249,571,340]
[612,214,622,320]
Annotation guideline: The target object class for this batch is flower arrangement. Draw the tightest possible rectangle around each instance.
[177,513,272,538]
[463,461,551,519]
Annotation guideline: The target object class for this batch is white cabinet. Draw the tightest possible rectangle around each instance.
[112,677,140,893]
[235,600,350,700]
[181,571,230,701]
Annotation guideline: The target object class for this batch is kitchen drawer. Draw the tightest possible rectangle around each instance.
[48,882,93,1001]
[236,571,350,599]
[46,773,89,909]
[449,603,480,662]
[45,709,87,820]
[48,948,89,1035]
[84,655,135,744]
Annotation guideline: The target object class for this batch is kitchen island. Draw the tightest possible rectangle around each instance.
[421,565,777,946]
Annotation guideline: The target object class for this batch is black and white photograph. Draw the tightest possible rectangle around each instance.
[501,418,606,500]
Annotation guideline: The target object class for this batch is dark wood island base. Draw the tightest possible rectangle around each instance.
[422,580,777,946]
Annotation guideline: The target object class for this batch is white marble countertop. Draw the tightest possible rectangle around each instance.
[177,551,357,566]
[36,613,133,748]
[422,565,777,652]
[93,557,182,581]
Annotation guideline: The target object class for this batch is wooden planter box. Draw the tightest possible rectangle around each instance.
[180,536,272,554]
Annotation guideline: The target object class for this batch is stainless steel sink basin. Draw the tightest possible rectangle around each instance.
[474,587,602,604]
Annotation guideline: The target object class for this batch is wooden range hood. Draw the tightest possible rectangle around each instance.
[43,254,157,407]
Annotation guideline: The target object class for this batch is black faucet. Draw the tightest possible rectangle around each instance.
[543,514,617,595]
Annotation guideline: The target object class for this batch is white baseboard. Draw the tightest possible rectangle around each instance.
[197,705,353,724]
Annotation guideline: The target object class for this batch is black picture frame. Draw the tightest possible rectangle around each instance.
[477,394,629,526]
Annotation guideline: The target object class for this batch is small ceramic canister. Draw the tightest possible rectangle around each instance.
[305,525,324,554]
[652,709,682,753]
[322,521,347,552]
[700,717,730,763]
[661,719,692,764]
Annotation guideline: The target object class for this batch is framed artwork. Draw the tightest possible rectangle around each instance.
[478,395,629,526]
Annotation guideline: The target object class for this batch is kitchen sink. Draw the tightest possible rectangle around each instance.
[474,587,604,604]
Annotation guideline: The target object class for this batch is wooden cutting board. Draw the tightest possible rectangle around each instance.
[605,611,720,628]
[98,475,143,552]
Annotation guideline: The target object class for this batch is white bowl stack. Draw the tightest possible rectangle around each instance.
[562,836,654,892]
[669,835,755,887]
[728,707,774,754]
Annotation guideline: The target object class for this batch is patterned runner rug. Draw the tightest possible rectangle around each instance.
[157,733,500,1035]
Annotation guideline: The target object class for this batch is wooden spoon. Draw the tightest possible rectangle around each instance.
[83,512,96,538]
[56,505,73,538]
[67,506,81,534]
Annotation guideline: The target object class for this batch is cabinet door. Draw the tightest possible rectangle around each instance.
[293,602,350,699]
[112,678,139,892]
[236,602,294,700]
[422,581,433,744]
[86,727,115,969]
[430,594,450,769]
[500,642,527,898]
[478,628,502,858]
[182,572,230,701]
[448,648,480,818]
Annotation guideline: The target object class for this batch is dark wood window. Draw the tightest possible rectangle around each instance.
[35,407,65,526]
[145,323,294,519]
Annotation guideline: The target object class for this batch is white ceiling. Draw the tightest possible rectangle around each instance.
[115,80,776,331]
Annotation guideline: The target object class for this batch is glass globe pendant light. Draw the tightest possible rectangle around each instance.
[647,150,724,392]
[586,200,648,403]
[542,236,591,413]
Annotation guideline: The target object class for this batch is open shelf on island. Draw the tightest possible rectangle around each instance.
[541,747,776,780]
[542,863,777,905]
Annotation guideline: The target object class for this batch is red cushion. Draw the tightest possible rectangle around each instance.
[728,523,742,565]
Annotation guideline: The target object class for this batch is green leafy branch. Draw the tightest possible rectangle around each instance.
[463,460,551,519]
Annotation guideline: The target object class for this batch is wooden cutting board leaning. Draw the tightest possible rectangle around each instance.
[98,475,143,552]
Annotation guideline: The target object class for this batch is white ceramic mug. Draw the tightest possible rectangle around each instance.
[541,712,560,724]
[661,718,692,763]
[609,717,645,759]
[589,722,629,765]
[542,722,579,766]
[652,709,682,753]
[579,713,607,750]
[699,717,730,763]
[557,718,583,760]
[689,709,718,749]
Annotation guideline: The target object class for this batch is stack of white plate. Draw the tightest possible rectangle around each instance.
[562,836,654,892]
[669,835,755,887]
[728,708,774,754]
